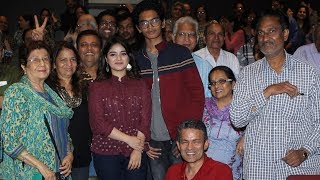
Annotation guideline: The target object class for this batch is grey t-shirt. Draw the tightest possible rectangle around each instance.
[147,51,171,141]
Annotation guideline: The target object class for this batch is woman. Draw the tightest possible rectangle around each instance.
[220,16,245,54]
[294,5,311,48]
[0,41,73,179]
[88,37,151,179]
[39,8,61,49]
[202,66,244,180]
[47,41,92,180]
[195,4,209,49]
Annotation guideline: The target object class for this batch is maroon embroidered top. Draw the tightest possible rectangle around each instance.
[88,76,151,156]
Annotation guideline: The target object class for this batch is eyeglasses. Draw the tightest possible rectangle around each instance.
[257,26,282,38]
[28,56,51,64]
[208,79,233,87]
[139,18,161,29]
[100,20,117,28]
[176,32,197,38]
[197,11,206,14]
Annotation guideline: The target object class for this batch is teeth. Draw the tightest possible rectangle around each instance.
[186,152,195,155]
[85,53,94,55]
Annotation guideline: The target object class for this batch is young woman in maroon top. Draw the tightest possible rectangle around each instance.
[88,37,151,180]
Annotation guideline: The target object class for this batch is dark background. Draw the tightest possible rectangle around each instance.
[1,0,319,35]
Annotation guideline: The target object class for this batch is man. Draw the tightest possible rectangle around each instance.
[165,120,233,180]
[76,29,103,81]
[117,11,142,52]
[132,1,205,179]
[97,10,117,47]
[172,16,212,97]
[293,24,320,73]
[193,21,240,97]
[230,10,320,179]
[65,14,98,46]
[182,2,192,16]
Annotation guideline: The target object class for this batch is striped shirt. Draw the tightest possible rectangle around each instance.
[230,52,320,179]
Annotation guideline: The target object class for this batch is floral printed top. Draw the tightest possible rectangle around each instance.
[0,75,73,179]
[202,97,243,180]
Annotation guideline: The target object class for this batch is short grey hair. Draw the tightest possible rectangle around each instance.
[172,16,199,40]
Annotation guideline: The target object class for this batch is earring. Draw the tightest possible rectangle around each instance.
[126,64,132,71]
[106,63,110,72]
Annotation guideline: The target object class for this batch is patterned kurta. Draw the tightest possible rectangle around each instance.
[0,76,73,179]
[203,97,243,180]
[230,52,320,179]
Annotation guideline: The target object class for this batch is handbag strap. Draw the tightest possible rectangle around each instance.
[44,116,62,163]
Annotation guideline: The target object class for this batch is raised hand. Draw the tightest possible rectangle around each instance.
[32,15,48,41]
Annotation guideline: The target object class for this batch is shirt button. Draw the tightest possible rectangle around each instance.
[251,106,257,112]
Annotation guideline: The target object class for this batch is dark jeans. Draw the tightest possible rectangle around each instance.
[147,139,182,180]
[71,166,89,180]
[93,152,147,180]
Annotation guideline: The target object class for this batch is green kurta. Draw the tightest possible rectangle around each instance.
[0,75,73,179]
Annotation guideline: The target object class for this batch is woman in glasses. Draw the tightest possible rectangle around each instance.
[202,66,244,180]
[0,41,73,179]
[88,37,151,179]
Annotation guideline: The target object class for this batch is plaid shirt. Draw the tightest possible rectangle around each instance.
[230,52,320,179]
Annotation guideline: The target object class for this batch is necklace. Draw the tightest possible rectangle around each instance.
[57,86,82,108]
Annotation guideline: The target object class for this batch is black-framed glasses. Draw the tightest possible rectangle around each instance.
[208,79,233,87]
[139,18,161,29]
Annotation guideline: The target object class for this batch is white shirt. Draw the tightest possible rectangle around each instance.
[293,43,320,74]
[194,47,240,76]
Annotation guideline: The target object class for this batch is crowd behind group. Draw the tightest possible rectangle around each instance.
[0,0,320,179]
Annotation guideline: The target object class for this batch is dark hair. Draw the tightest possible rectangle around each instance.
[49,41,81,97]
[21,14,35,28]
[96,9,116,25]
[76,29,106,81]
[257,10,289,31]
[131,0,164,26]
[116,11,132,24]
[208,66,236,85]
[177,120,208,142]
[20,40,52,66]
[69,5,89,33]
[194,3,209,22]
[294,5,311,34]
[102,37,140,79]
[40,8,51,17]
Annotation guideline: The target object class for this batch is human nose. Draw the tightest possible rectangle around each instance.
[65,59,73,66]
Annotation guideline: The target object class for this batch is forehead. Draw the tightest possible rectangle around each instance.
[119,17,133,25]
[101,15,116,22]
[181,128,204,140]
[0,16,8,22]
[139,10,159,20]
[29,48,49,56]
[207,23,223,32]
[258,16,281,29]
[210,69,227,78]
[79,35,100,44]
[177,22,196,32]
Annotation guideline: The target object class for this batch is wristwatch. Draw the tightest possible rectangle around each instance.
[300,148,309,160]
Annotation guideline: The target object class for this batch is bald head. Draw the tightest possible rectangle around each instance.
[76,14,98,33]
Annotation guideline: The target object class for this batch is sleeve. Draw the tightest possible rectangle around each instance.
[230,69,267,128]
[202,100,211,134]
[88,82,114,137]
[0,85,28,158]
[302,72,320,155]
[183,64,205,120]
[138,81,152,142]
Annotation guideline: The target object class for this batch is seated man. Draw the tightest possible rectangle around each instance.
[165,120,232,180]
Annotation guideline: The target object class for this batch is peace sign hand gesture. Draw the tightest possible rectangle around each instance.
[31,15,48,41]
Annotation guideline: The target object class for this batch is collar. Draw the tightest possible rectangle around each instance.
[142,41,168,58]
[181,155,208,179]
[262,50,294,72]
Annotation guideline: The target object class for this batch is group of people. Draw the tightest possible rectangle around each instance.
[0,0,320,180]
